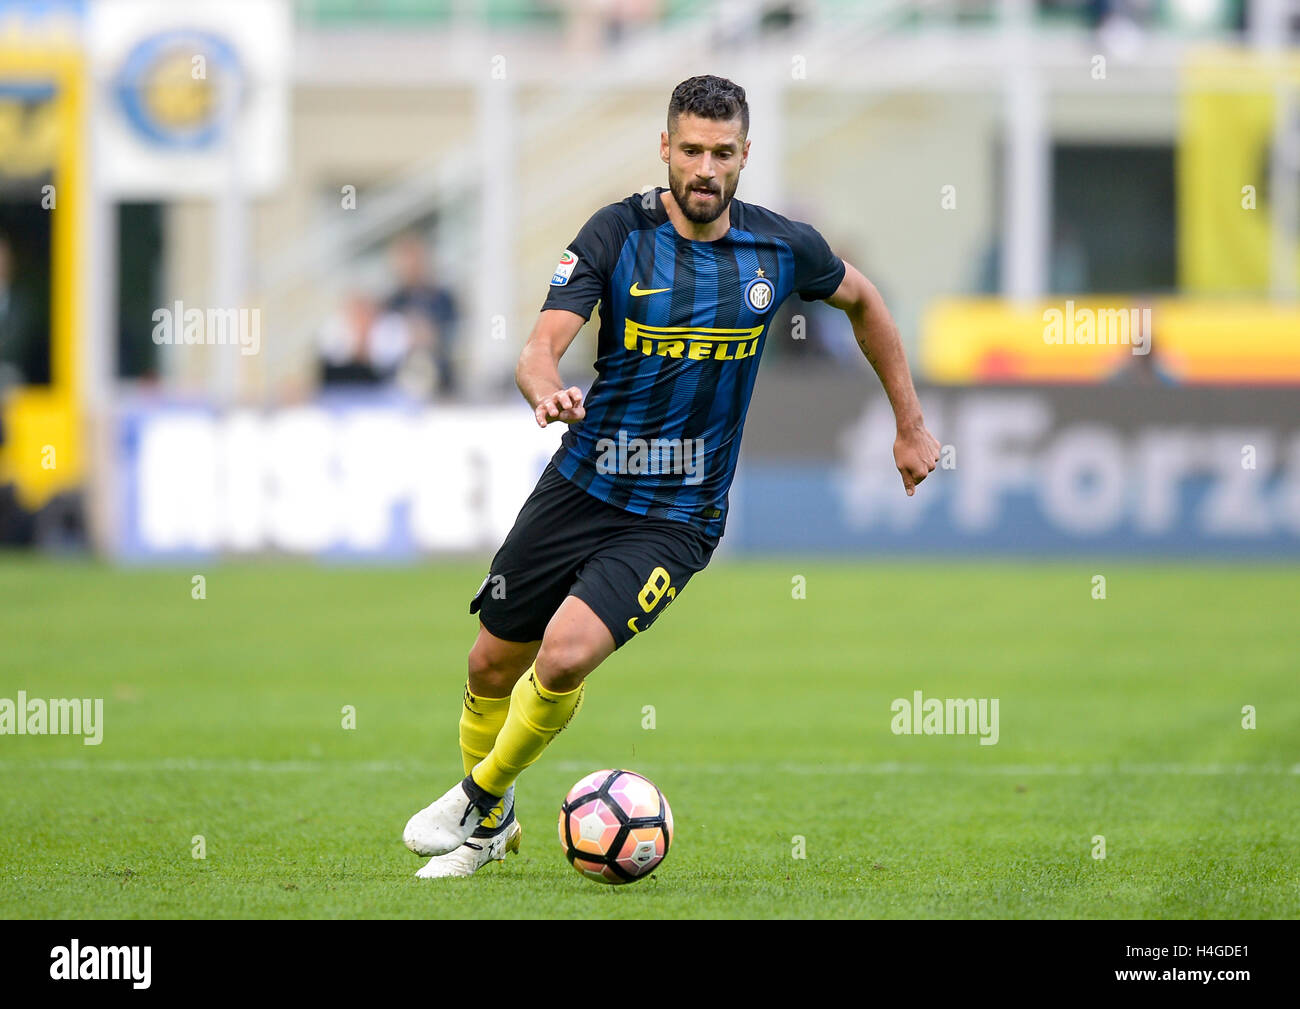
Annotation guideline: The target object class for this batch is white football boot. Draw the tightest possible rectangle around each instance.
[404,775,506,857]
[416,811,522,879]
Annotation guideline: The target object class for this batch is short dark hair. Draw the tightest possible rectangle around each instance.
[667,75,748,137]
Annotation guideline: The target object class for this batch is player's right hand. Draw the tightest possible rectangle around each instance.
[535,386,586,428]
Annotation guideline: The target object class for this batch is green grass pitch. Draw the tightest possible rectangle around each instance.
[1,557,1296,919]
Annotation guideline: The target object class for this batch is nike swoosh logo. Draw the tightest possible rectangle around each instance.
[629,283,670,297]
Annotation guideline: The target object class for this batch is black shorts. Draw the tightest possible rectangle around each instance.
[470,461,719,649]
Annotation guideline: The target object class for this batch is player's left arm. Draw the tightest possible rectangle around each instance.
[826,261,941,497]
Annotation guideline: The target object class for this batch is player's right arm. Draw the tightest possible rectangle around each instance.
[516,308,588,428]
[526,201,627,427]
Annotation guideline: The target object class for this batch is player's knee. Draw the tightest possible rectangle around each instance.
[534,635,598,693]
[467,640,525,696]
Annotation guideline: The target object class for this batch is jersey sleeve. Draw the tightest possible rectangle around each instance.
[540,204,625,321]
[788,221,846,302]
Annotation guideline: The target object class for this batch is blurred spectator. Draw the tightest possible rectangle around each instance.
[384,232,461,396]
[1109,305,1177,385]
[1108,346,1178,385]
[317,290,410,388]
[603,0,662,45]
[564,0,661,52]
[1092,0,1150,59]
[711,0,804,47]
[976,222,1092,294]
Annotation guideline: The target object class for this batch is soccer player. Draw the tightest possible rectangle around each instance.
[404,75,940,877]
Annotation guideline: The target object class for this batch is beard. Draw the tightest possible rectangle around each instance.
[668,168,737,224]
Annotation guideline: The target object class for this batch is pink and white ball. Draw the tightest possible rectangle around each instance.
[557,769,674,884]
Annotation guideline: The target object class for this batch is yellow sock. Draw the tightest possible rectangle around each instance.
[460,685,511,776]
[460,685,512,829]
[471,664,584,797]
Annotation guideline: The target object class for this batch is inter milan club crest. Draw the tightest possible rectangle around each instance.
[744,269,775,314]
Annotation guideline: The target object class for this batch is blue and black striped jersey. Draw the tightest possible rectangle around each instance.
[541,187,845,540]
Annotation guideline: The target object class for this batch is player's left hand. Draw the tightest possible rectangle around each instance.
[894,419,941,497]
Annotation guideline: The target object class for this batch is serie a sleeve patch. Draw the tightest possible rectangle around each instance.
[551,249,579,286]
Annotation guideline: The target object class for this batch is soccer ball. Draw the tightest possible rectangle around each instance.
[557,769,674,884]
